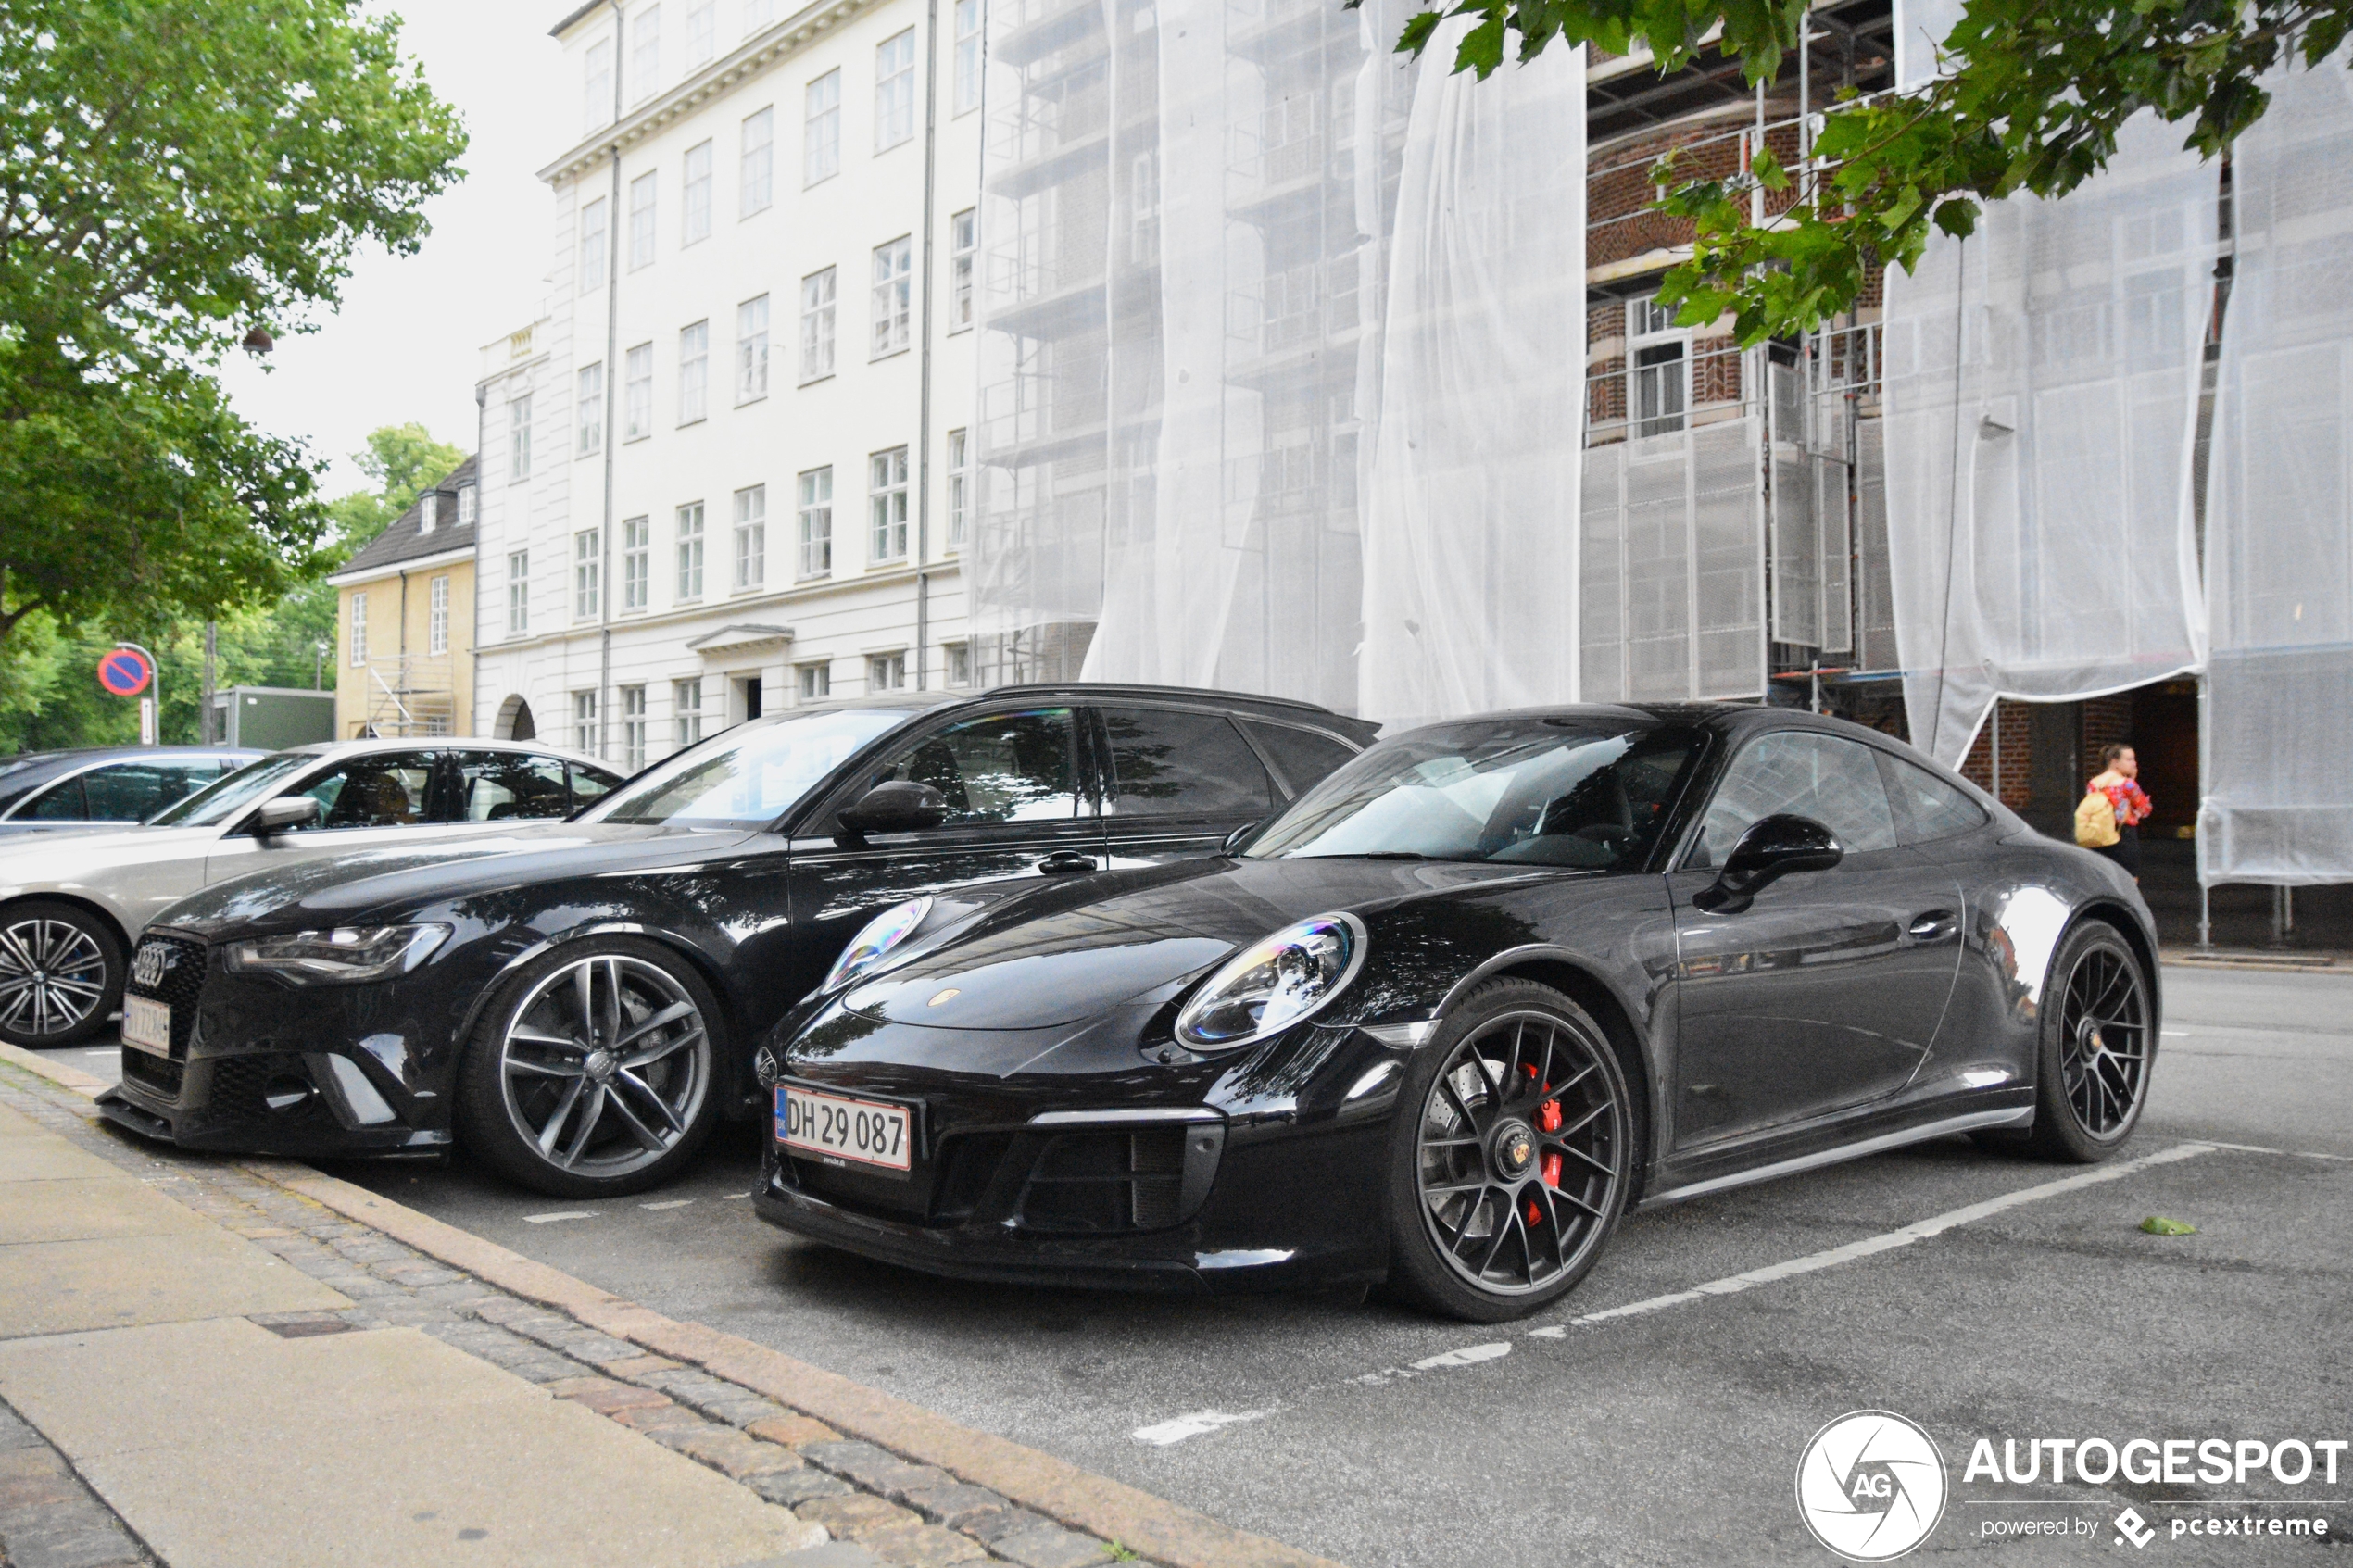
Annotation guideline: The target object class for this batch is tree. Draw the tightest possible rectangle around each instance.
[0,0,466,650]
[1390,0,2351,343]
[328,423,469,558]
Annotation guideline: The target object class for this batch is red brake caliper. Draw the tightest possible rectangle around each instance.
[1537,1093,1563,1188]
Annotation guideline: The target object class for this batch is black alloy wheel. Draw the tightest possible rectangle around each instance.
[0,901,124,1049]
[1386,980,1632,1323]
[456,936,724,1198]
[2026,922,2153,1161]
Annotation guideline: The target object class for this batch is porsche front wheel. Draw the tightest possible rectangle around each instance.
[1385,981,1632,1323]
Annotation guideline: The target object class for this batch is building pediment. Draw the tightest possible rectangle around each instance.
[686,622,796,656]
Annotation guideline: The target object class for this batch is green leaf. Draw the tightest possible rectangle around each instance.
[1750,144,1790,192]
[2140,1215,2198,1236]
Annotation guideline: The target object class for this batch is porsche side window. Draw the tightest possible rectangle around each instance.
[1884,755,1989,844]
[879,708,1080,825]
[1237,721,1357,799]
[285,753,442,831]
[1693,733,1896,866]
[1101,708,1277,817]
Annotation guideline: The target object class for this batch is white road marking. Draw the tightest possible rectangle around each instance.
[2192,1138,2353,1163]
[1412,1342,1511,1370]
[640,1198,695,1210]
[522,1210,597,1223]
[2162,1029,2189,1036]
[1132,1409,1275,1447]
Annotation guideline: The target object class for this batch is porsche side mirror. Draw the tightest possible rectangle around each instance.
[837,780,950,839]
[251,796,322,840]
[1221,817,1265,857]
[1692,814,1843,913]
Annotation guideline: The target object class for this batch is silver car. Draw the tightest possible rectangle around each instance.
[0,737,625,1047]
[0,747,262,836]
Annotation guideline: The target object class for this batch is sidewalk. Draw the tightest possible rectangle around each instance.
[0,1047,1335,1568]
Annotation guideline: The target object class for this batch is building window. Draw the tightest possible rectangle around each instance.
[946,427,969,547]
[744,0,774,31]
[678,320,708,423]
[348,592,368,666]
[797,466,833,579]
[1131,151,1159,264]
[733,484,766,589]
[674,677,704,747]
[579,197,609,293]
[868,651,907,692]
[576,362,603,456]
[628,170,658,269]
[622,515,649,609]
[621,685,648,770]
[457,483,478,528]
[630,5,661,100]
[681,140,711,245]
[508,395,532,481]
[804,69,840,185]
[583,38,612,132]
[419,492,441,534]
[686,0,715,66]
[950,208,976,330]
[871,236,912,358]
[740,106,774,217]
[869,446,909,562]
[798,663,830,701]
[428,575,450,656]
[953,0,982,115]
[676,501,705,599]
[944,642,972,685]
[507,550,530,634]
[875,30,915,150]
[575,528,602,619]
[799,267,835,383]
[1631,295,1688,437]
[623,343,653,442]
[573,690,598,755]
[736,295,769,402]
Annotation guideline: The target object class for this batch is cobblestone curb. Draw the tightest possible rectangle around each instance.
[0,1064,1126,1568]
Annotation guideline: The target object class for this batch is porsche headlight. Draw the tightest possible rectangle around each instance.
[224,924,450,985]
[1174,912,1366,1051]
[823,897,933,993]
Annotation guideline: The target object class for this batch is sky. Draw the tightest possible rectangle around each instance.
[215,2,572,495]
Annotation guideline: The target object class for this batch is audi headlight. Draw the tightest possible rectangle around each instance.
[823,897,933,993]
[1174,912,1366,1051]
[224,924,450,985]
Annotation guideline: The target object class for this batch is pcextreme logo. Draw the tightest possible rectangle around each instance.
[1795,1411,1950,1562]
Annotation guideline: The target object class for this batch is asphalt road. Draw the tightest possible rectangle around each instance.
[55,964,2353,1565]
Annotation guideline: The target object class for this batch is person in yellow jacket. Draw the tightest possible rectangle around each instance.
[2074,743,2151,881]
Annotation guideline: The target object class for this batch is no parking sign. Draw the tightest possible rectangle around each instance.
[97,646,153,697]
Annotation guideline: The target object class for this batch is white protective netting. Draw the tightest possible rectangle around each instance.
[1893,0,1966,90]
[971,0,1587,721]
[1356,25,1585,728]
[2198,56,2353,885]
[1880,108,2216,767]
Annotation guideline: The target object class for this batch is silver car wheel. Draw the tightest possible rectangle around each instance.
[497,954,711,1179]
[0,918,109,1038]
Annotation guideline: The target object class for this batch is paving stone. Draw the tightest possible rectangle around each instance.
[984,1527,1114,1568]
[745,1468,851,1508]
[660,1430,806,1479]
[858,1520,987,1567]
[962,1509,1057,1547]
[748,1415,842,1449]
[736,1544,879,1568]
[703,1397,793,1427]
[793,1493,917,1539]
[612,1403,711,1434]
[899,1484,1013,1532]
[799,1442,951,1501]
[603,1353,680,1380]
[545,1377,673,1414]
[0,1404,42,1449]
[4,1516,148,1568]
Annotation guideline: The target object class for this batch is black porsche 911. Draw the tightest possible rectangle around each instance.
[755,704,2159,1323]
[95,684,1375,1197]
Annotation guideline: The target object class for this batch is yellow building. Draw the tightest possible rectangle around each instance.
[330,457,480,738]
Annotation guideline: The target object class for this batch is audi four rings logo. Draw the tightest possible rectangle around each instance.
[131,943,172,990]
[1796,1411,1949,1562]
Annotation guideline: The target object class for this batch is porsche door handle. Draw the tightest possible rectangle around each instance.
[1906,909,1958,940]
[1038,851,1099,875]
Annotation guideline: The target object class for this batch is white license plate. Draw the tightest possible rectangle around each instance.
[121,995,171,1059]
[777,1085,912,1173]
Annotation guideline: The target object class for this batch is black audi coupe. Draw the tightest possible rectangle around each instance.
[754,705,2160,1322]
[96,685,1376,1197]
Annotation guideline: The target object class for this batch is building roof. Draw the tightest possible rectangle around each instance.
[336,456,480,582]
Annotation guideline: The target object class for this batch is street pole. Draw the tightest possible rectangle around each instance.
[115,641,161,746]
[201,621,218,744]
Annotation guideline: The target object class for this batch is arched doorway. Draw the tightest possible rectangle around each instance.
[494,694,536,741]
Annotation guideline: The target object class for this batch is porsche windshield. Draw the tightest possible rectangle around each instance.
[588,709,913,827]
[1245,721,1705,870]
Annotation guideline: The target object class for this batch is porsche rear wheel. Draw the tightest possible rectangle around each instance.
[2024,923,2153,1162]
[1386,981,1632,1323]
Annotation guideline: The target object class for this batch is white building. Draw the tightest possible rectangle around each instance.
[474,0,987,766]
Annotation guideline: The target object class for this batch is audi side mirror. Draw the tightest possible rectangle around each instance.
[837,780,950,840]
[1692,813,1843,913]
[1221,817,1265,857]
[251,796,322,840]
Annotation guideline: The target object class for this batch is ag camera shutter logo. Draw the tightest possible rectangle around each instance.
[1795,1411,1947,1561]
